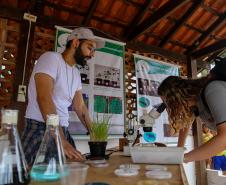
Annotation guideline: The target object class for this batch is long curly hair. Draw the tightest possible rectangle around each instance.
[158,76,210,135]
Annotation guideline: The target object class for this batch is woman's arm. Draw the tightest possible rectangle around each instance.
[177,127,191,147]
[184,123,226,162]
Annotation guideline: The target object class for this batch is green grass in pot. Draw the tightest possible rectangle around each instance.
[90,114,111,142]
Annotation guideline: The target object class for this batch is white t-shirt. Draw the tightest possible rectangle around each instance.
[26,52,82,127]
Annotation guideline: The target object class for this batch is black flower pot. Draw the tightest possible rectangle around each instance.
[88,141,107,157]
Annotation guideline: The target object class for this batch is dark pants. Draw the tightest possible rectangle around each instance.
[21,118,76,166]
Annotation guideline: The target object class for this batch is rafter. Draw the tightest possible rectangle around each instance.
[169,40,190,49]
[144,32,189,49]
[33,0,45,15]
[44,1,85,16]
[29,0,37,12]
[191,39,226,59]
[123,0,143,8]
[186,12,226,54]
[127,40,186,62]
[0,5,23,21]
[125,0,153,38]
[184,23,204,33]
[158,0,202,47]
[0,5,128,30]
[127,0,189,41]
[204,50,223,63]
[44,1,127,28]
[200,3,221,16]
[144,32,163,40]
[0,5,77,27]
[82,0,99,26]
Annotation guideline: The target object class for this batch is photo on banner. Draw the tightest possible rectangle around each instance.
[134,54,179,143]
[55,26,125,135]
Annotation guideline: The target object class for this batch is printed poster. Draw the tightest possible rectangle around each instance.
[134,54,179,143]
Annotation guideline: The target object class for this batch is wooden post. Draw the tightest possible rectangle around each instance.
[0,19,7,57]
[187,56,207,185]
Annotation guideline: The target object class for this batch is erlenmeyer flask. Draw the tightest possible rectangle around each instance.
[30,114,66,182]
[0,109,30,185]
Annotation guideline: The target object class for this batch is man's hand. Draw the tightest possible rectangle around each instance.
[62,139,85,161]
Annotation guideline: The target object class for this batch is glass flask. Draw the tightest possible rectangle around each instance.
[30,114,67,182]
[0,109,30,185]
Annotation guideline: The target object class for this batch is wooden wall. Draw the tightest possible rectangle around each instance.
[0,18,20,107]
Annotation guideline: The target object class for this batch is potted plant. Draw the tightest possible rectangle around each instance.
[88,114,111,158]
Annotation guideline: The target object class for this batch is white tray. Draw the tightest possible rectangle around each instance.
[130,146,184,164]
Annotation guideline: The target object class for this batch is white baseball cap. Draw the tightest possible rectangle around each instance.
[67,27,105,49]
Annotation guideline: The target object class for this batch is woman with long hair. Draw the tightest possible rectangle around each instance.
[158,57,226,163]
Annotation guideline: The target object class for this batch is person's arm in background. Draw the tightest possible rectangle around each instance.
[35,73,84,160]
[72,90,92,133]
[177,127,190,147]
[184,123,226,162]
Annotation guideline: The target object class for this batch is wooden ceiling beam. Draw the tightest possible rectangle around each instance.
[204,50,223,63]
[145,32,189,49]
[44,1,85,16]
[0,5,79,28]
[0,5,24,21]
[158,0,202,47]
[94,18,127,28]
[82,0,99,26]
[33,0,45,15]
[191,39,226,59]
[144,32,163,40]
[169,40,190,49]
[200,3,221,16]
[125,0,153,37]
[44,1,127,28]
[29,0,37,12]
[127,0,189,41]
[127,40,187,62]
[186,12,226,54]
[184,23,204,33]
[123,0,143,8]
[0,4,127,30]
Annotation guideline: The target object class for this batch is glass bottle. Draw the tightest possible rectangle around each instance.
[30,114,66,182]
[0,109,30,185]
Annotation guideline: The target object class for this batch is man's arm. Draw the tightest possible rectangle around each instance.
[35,73,56,120]
[184,123,226,162]
[72,90,92,132]
[35,73,84,160]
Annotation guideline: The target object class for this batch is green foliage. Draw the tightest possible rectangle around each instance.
[90,114,111,142]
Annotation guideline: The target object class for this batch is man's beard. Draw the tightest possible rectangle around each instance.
[74,45,91,67]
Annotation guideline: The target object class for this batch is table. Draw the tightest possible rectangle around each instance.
[86,152,188,185]
[30,152,188,185]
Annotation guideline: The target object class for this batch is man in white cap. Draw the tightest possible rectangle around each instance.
[22,27,105,166]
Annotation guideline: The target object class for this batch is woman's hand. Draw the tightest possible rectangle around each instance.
[183,153,190,163]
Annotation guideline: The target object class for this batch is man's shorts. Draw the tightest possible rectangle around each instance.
[21,118,76,166]
[212,156,226,171]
